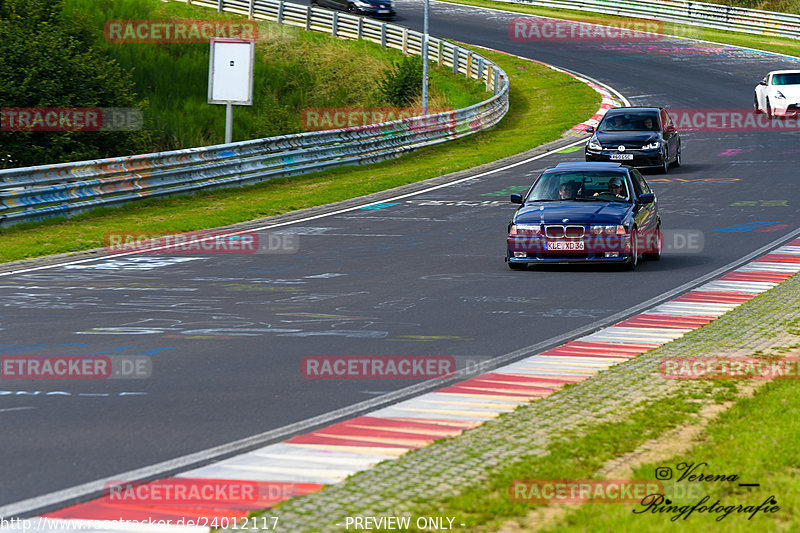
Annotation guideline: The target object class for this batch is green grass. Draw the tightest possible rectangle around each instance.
[0,45,599,263]
[700,0,800,14]
[438,0,800,58]
[386,393,702,532]
[63,0,485,150]
[541,380,800,532]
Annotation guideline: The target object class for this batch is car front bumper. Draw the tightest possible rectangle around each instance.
[585,148,664,168]
[357,5,395,16]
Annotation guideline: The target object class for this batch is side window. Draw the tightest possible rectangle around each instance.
[631,169,651,194]
[660,110,670,130]
[664,111,675,129]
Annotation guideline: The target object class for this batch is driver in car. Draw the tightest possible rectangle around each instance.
[594,177,626,199]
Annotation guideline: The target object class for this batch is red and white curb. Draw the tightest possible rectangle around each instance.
[8,239,798,532]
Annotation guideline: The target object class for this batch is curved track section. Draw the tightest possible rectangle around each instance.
[1,0,800,521]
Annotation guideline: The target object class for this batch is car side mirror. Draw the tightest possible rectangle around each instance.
[638,193,655,204]
[584,125,595,133]
[510,194,523,204]
[759,80,767,86]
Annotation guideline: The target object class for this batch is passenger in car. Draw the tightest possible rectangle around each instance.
[558,182,577,200]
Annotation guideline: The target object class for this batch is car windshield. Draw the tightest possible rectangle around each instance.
[772,73,800,85]
[597,113,659,132]
[527,171,631,202]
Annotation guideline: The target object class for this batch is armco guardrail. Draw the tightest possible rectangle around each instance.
[0,0,508,227]
[504,0,800,39]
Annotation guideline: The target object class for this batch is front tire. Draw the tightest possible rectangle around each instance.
[754,94,761,114]
[767,99,773,119]
[660,151,669,174]
[671,142,681,168]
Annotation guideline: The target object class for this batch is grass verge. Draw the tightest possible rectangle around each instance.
[437,0,800,58]
[537,378,800,532]
[0,46,599,264]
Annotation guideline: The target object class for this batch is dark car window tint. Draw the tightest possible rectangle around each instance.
[598,113,660,132]
[528,171,631,202]
[772,73,800,85]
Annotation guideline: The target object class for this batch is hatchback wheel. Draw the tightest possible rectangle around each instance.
[672,143,681,168]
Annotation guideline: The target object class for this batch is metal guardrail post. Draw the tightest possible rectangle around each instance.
[466,53,473,78]
[402,28,408,54]
[332,12,338,36]
[437,40,442,64]
[357,17,363,39]
[452,47,459,73]
[477,57,484,81]
[277,1,284,23]
[249,0,255,18]
[306,6,312,31]
[381,23,387,46]
[218,0,223,12]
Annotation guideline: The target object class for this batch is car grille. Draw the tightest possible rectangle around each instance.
[544,225,585,239]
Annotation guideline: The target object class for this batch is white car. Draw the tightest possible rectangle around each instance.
[754,70,800,118]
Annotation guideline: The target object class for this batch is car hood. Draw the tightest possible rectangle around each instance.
[594,131,660,146]
[770,85,800,100]
[514,202,631,225]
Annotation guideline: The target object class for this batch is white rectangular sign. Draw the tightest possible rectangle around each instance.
[208,38,255,105]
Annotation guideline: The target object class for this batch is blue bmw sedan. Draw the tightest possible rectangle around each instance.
[506,162,661,270]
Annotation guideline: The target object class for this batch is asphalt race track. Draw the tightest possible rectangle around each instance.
[2,0,800,510]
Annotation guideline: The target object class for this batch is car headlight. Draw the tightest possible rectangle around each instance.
[642,141,660,150]
[589,225,616,234]
[509,224,541,235]
[775,90,786,99]
[588,139,602,150]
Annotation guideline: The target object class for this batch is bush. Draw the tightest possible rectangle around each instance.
[0,0,149,168]
[378,55,423,107]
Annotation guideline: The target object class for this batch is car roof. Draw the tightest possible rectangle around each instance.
[550,162,628,172]
[604,107,662,114]
[768,70,800,75]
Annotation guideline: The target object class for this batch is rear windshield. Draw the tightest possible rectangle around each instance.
[527,171,631,202]
[597,113,659,132]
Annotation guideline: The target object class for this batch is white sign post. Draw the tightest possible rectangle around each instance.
[208,38,255,143]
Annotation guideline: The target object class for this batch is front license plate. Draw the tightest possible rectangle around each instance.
[610,153,634,160]
[378,9,390,12]
[545,241,585,251]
